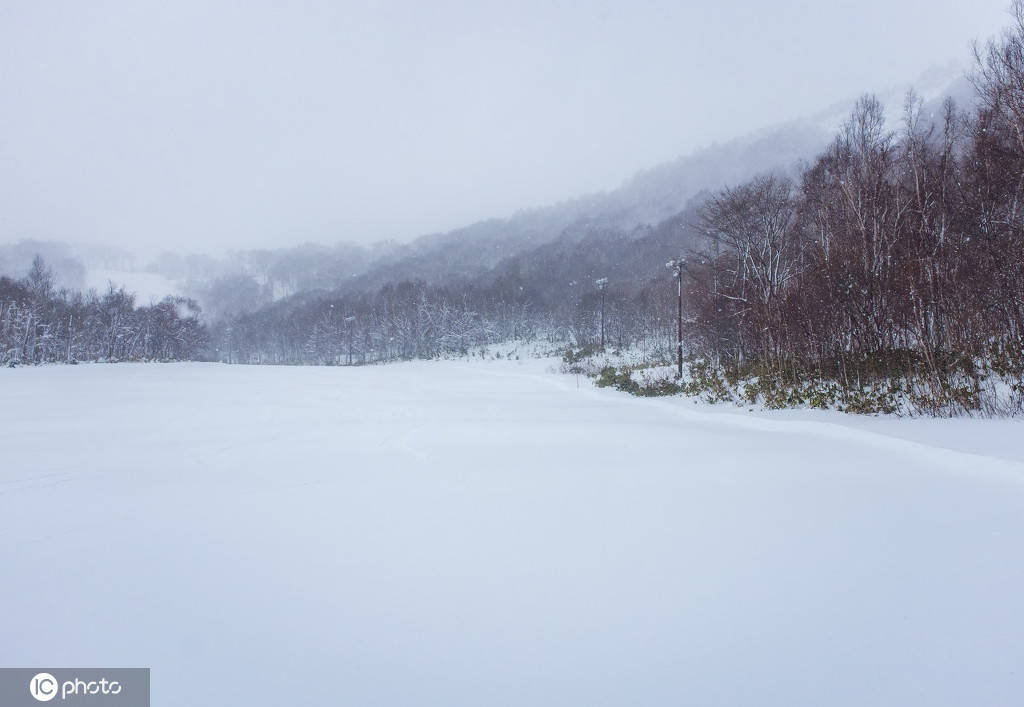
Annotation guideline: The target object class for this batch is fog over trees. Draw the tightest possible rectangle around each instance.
[206,16,1024,415]
[5,8,1024,416]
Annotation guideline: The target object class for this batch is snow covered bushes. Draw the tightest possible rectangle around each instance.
[0,257,208,365]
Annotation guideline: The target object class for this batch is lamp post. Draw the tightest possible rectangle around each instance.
[666,259,686,378]
[344,316,356,365]
[595,278,609,349]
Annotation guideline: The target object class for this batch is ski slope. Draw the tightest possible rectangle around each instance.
[2,360,1023,706]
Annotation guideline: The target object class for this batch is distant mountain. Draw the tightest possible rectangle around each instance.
[2,64,973,319]
[305,118,830,299]
[292,64,972,300]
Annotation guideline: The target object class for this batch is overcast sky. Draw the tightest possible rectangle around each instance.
[0,0,1012,254]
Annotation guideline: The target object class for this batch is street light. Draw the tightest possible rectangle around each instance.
[344,315,356,365]
[595,278,609,349]
[666,259,686,378]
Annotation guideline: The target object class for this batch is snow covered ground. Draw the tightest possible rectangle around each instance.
[2,359,1023,706]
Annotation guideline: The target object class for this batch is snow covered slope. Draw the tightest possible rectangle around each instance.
[2,360,1023,706]
[83,268,180,303]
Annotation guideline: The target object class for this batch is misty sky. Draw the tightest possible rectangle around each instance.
[0,0,1012,254]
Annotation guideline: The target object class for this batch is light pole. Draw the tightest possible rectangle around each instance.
[344,316,356,365]
[595,278,609,349]
[666,259,686,378]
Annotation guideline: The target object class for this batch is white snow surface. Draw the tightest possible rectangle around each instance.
[2,359,1024,706]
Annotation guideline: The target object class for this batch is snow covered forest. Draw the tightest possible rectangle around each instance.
[0,256,207,364]
[6,9,1024,416]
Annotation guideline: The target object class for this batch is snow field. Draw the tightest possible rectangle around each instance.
[2,359,1023,706]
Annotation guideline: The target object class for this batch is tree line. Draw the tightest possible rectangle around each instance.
[682,11,1024,413]
[1,256,208,365]
[209,244,691,365]
[216,279,565,364]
